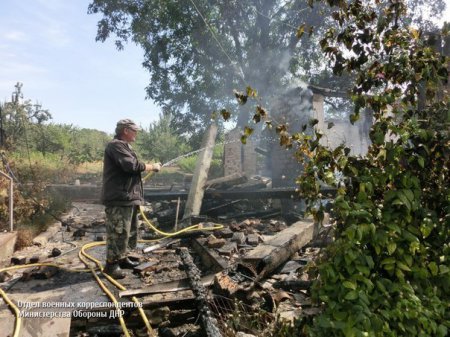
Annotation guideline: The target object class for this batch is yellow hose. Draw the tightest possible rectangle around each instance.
[139,206,223,236]
[1,170,223,337]
[80,241,156,337]
[0,287,21,337]
[0,262,90,337]
[77,246,132,337]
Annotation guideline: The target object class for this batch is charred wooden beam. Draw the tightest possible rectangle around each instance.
[144,187,336,201]
[272,280,313,291]
[140,290,196,309]
[119,274,216,298]
[242,219,315,280]
[204,173,247,190]
[191,238,228,272]
[177,247,223,337]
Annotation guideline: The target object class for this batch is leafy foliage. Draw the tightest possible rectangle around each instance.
[0,84,110,165]
[177,144,224,179]
[88,0,336,134]
[234,1,448,336]
[136,112,191,164]
[0,84,109,233]
[291,1,449,336]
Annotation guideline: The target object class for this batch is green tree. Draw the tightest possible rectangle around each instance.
[0,83,51,151]
[88,0,444,143]
[87,0,335,135]
[264,1,449,336]
[64,127,110,164]
[136,113,191,164]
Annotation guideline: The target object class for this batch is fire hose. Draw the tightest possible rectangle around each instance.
[0,170,223,337]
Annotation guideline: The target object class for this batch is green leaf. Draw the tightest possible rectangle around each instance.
[439,265,449,275]
[429,262,438,276]
[437,324,448,337]
[396,261,411,271]
[404,254,412,267]
[376,280,387,293]
[417,156,424,168]
[396,190,411,210]
[420,219,433,238]
[355,264,370,276]
[344,290,358,300]
[343,325,356,337]
[343,280,357,290]
[381,257,396,265]
[387,242,397,255]
[332,310,347,321]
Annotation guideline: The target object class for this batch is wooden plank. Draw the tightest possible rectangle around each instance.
[242,219,315,279]
[204,173,247,189]
[144,186,336,201]
[119,273,216,297]
[183,123,218,220]
[140,290,196,309]
[191,238,228,272]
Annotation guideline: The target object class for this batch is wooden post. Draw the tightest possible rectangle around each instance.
[183,123,218,221]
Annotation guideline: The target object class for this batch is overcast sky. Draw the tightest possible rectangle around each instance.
[0,1,449,134]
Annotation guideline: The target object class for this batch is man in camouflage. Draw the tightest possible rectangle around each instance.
[101,119,161,279]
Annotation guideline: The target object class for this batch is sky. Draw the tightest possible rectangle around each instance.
[0,0,161,134]
[0,1,449,135]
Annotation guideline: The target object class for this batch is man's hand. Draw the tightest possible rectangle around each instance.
[146,162,162,172]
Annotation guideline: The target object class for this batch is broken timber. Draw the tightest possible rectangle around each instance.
[191,238,228,272]
[204,172,247,190]
[144,186,336,201]
[183,123,218,221]
[178,247,223,337]
[119,274,216,297]
[242,219,315,280]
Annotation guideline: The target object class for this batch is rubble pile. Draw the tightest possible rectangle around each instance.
[1,194,333,337]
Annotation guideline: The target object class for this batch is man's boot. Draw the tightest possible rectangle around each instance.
[103,262,126,279]
[119,257,139,269]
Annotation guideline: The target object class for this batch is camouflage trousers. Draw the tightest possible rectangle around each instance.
[105,205,139,263]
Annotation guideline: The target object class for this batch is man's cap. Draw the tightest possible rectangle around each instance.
[116,118,141,131]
